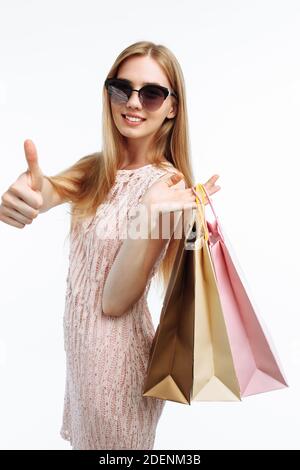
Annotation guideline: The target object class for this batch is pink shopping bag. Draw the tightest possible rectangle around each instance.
[191,183,288,397]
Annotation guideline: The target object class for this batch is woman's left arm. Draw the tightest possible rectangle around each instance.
[101,172,220,317]
[101,209,181,317]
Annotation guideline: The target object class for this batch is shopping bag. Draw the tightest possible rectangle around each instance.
[143,200,241,403]
[190,187,241,401]
[191,183,288,397]
[142,208,196,404]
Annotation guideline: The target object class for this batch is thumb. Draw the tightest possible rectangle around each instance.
[24,139,44,192]
[165,171,184,186]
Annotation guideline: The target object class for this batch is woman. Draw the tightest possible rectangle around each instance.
[0,41,220,450]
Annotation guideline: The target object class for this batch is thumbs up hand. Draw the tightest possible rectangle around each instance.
[0,139,44,228]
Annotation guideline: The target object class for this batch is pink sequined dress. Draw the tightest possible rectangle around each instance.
[60,162,177,450]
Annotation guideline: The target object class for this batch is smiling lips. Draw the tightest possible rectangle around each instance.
[122,114,146,125]
[122,113,146,120]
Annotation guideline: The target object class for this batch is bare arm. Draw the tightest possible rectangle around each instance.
[39,176,67,213]
[102,172,196,317]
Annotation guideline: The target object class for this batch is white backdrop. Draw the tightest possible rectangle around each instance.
[0,0,299,450]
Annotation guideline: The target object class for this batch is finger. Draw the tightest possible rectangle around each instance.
[1,205,33,225]
[158,171,183,186]
[203,184,221,195]
[4,190,40,217]
[9,185,42,211]
[205,176,221,192]
[209,186,221,194]
[24,139,43,192]
[168,173,184,186]
[0,213,25,229]
[206,174,220,184]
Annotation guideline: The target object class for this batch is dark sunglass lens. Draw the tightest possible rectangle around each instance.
[141,86,165,111]
[107,80,131,104]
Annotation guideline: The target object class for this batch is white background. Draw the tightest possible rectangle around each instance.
[0,0,299,450]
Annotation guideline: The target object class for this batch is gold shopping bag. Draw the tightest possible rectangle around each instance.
[191,184,241,401]
[142,207,196,404]
[143,188,241,403]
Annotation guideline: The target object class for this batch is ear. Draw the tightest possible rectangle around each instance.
[166,101,178,120]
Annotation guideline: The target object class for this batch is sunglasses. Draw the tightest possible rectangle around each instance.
[104,77,178,112]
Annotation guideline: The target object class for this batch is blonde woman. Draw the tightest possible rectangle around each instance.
[0,41,220,450]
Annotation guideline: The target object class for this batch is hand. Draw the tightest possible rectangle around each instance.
[140,172,221,214]
[0,139,44,229]
[201,174,221,204]
[140,172,197,214]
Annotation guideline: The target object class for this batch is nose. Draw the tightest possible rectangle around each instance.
[126,89,143,109]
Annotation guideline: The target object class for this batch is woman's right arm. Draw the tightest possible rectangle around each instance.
[39,175,66,213]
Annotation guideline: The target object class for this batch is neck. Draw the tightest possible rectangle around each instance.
[121,134,155,166]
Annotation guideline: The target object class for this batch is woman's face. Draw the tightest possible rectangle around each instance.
[110,55,177,141]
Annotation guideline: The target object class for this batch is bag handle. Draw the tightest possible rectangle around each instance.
[191,183,225,242]
[191,183,218,221]
[191,183,209,242]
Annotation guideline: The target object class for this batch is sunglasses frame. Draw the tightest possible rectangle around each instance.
[104,77,178,110]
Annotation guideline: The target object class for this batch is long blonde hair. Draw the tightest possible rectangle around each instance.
[46,41,195,291]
